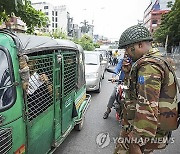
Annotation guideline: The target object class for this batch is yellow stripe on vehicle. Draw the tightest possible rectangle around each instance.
[75,93,86,109]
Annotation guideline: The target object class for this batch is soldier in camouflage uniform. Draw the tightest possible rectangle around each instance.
[114,25,178,154]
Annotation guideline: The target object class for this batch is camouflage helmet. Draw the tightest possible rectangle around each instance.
[118,25,153,49]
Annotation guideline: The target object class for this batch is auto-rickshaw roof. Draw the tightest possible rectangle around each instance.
[0,30,78,54]
[76,44,84,53]
[16,33,78,54]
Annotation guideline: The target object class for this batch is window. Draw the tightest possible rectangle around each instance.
[45,12,48,15]
[55,23,58,28]
[85,53,99,65]
[52,11,54,16]
[52,23,54,27]
[44,6,48,9]
[152,20,157,24]
[55,11,58,16]
[0,49,15,111]
[55,17,57,22]
[52,17,54,22]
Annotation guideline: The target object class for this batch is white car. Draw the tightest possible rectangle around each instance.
[84,51,104,93]
[95,48,109,69]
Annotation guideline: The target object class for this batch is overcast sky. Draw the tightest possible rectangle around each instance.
[32,0,151,40]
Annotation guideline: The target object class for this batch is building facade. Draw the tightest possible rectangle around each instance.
[143,0,175,33]
[32,2,71,34]
[31,2,95,39]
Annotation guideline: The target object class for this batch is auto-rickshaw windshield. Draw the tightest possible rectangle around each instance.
[0,50,13,109]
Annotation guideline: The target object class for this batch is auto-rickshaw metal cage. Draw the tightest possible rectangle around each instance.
[62,52,77,97]
[26,54,54,121]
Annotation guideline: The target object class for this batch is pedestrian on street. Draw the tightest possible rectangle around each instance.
[108,50,113,65]
[103,58,124,119]
[103,53,132,119]
[114,24,179,154]
[112,50,119,65]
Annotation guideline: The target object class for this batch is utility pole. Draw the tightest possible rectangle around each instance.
[165,35,168,53]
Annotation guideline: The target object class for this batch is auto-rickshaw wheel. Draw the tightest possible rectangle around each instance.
[74,115,85,131]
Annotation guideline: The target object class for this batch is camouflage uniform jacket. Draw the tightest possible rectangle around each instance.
[123,48,177,139]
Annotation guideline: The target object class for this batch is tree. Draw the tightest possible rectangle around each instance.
[153,0,180,47]
[80,20,91,34]
[167,1,173,8]
[94,42,100,48]
[153,15,169,44]
[72,35,101,51]
[78,35,95,51]
[0,0,48,33]
[72,38,80,44]
[0,0,22,21]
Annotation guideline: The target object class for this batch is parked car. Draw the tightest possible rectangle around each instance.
[95,48,109,69]
[84,51,105,93]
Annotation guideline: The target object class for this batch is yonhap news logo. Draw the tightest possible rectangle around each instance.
[96,132,111,148]
[96,132,175,149]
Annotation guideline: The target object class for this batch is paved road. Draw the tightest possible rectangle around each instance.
[55,66,180,154]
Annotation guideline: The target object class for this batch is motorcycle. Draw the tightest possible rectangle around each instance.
[107,68,128,122]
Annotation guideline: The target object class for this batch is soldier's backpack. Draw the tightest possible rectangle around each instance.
[155,56,180,130]
[156,56,180,129]
[130,55,180,131]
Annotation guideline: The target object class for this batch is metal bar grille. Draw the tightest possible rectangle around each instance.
[26,55,53,121]
[0,128,12,154]
[63,52,76,96]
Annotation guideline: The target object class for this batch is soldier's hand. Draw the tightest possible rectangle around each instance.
[122,58,132,73]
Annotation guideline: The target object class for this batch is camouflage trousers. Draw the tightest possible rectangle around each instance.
[114,129,168,154]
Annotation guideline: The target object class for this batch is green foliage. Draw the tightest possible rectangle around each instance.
[153,14,169,43]
[40,32,50,37]
[72,38,80,44]
[51,29,67,39]
[0,0,48,34]
[72,35,100,51]
[153,0,180,46]
[16,1,49,33]
[94,42,100,48]
[39,29,67,39]
[0,12,8,24]
[167,1,173,8]
[78,35,95,51]
[0,0,17,22]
